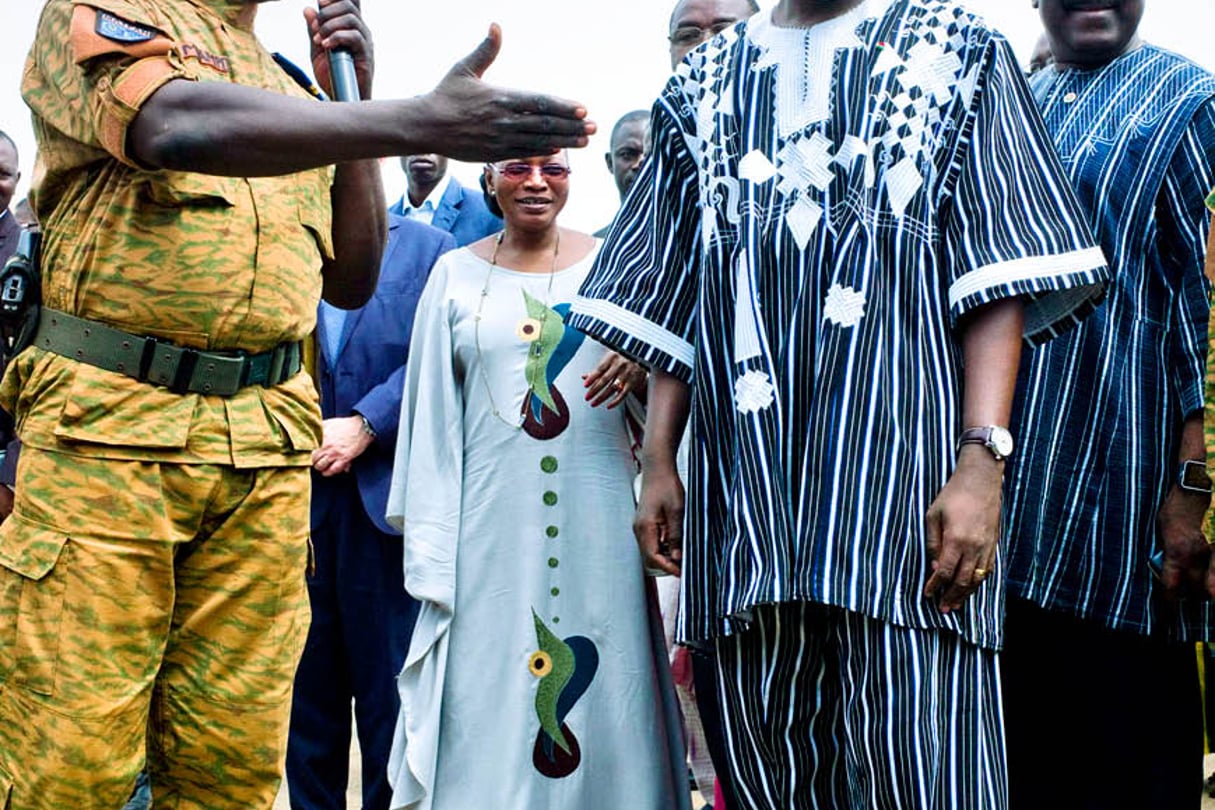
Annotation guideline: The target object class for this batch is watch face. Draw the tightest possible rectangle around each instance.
[990,427,1015,458]
[1182,461,1211,491]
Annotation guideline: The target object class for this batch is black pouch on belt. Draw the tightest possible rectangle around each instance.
[0,227,42,363]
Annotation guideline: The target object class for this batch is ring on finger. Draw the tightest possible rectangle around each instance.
[974,567,989,580]
[613,377,625,392]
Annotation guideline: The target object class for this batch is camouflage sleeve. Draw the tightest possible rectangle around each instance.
[23,0,193,167]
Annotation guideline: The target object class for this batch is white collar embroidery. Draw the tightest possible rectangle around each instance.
[745,1,893,138]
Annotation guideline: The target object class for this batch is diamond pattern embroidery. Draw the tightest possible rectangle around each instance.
[885,156,924,217]
[785,197,824,251]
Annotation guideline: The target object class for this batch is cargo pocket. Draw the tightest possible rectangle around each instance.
[0,522,69,696]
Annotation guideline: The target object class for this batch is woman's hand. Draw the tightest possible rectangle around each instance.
[583,351,647,409]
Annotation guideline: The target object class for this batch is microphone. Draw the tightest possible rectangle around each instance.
[328,49,360,102]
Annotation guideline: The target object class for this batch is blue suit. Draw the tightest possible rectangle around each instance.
[389,178,501,247]
[286,216,455,810]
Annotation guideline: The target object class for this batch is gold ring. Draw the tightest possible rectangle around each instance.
[974,567,989,580]
[613,378,625,392]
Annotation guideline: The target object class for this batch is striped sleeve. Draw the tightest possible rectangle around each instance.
[940,35,1108,345]
[1159,99,1215,416]
[567,90,704,382]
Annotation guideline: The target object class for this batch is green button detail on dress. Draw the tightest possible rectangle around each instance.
[540,456,559,474]
[546,526,559,538]
[543,491,559,506]
[548,557,559,569]
[551,587,560,597]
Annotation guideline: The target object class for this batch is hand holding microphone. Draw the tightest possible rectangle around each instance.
[328,49,359,102]
[303,0,373,102]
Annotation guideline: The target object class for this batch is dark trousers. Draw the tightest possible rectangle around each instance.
[1002,596,1204,810]
[692,648,741,808]
[286,476,419,810]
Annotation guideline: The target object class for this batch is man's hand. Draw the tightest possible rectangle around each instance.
[584,351,647,409]
[304,0,374,100]
[312,415,374,477]
[416,24,595,162]
[635,456,684,576]
[1157,483,1212,600]
[924,445,1004,613]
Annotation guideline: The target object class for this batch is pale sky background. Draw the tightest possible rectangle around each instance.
[1,0,1213,232]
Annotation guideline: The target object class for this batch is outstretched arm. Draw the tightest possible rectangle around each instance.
[128,5,592,309]
[127,27,593,175]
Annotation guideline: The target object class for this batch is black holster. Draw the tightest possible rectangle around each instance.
[0,228,42,363]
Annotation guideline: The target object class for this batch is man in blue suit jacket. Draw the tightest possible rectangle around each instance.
[286,215,456,810]
[390,154,501,246]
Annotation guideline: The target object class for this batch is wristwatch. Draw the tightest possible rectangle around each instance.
[356,413,377,440]
[957,426,1015,461]
[1177,459,1212,494]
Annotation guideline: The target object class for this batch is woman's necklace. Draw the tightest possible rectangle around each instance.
[473,230,562,430]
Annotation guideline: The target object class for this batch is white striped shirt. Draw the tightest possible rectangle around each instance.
[568,0,1108,649]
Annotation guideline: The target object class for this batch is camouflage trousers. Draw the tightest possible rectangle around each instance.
[0,447,312,809]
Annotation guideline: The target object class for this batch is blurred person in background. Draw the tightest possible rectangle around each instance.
[596,110,649,238]
[286,215,454,810]
[391,153,501,246]
[668,0,759,67]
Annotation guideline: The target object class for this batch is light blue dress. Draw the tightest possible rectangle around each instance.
[386,246,688,810]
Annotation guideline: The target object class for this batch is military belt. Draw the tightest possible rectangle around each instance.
[34,310,302,397]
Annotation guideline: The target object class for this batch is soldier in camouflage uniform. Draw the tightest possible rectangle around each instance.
[0,1,594,808]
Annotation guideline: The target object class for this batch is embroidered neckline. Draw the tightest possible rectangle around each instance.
[746,0,894,138]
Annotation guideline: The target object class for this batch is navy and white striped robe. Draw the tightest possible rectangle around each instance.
[1005,44,1215,641]
[569,0,1109,650]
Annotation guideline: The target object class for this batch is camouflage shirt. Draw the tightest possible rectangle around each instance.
[10,0,335,467]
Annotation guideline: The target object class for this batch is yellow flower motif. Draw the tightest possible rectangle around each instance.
[529,650,553,678]
[516,317,543,343]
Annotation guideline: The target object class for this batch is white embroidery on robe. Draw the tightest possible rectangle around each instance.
[735,370,776,414]
[885,156,924,217]
[786,197,824,251]
[823,283,868,328]
[739,150,777,184]
[733,250,765,363]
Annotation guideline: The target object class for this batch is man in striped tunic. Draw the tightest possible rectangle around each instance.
[1001,2,1215,807]
[568,0,1109,807]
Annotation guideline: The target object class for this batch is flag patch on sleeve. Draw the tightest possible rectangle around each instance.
[96,10,159,43]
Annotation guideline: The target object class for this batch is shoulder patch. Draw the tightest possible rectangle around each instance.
[71,6,174,66]
[96,9,158,43]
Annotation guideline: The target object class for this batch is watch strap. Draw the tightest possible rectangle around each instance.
[957,426,1012,461]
